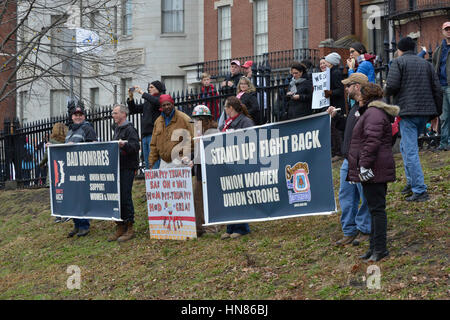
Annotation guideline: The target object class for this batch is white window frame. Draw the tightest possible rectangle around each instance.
[294,0,309,49]
[253,0,268,56]
[218,5,231,61]
[50,89,70,118]
[161,0,185,34]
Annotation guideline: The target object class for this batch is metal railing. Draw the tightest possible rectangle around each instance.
[386,0,450,19]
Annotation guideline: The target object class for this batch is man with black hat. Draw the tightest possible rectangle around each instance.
[65,100,98,237]
[385,36,443,202]
[127,80,166,169]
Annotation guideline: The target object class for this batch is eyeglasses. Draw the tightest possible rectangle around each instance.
[349,49,355,54]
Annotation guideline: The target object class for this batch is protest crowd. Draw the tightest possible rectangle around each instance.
[35,22,449,264]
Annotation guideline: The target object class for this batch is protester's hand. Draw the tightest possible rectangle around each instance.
[324,90,332,98]
[118,139,127,148]
[181,156,193,168]
[347,58,354,70]
[359,167,374,182]
[135,86,144,95]
[327,106,338,118]
[45,142,52,148]
[292,94,300,100]
[421,46,427,52]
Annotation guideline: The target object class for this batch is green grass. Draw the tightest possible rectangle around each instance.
[0,149,448,299]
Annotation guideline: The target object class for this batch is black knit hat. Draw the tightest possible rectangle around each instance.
[150,80,166,94]
[397,37,415,52]
[350,42,367,55]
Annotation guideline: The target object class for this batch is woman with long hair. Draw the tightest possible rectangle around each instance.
[236,76,261,125]
[219,96,254,239]
[347,82,399,262]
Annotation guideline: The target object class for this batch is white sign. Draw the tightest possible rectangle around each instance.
[312,68,331,110]
[145,168,197,240]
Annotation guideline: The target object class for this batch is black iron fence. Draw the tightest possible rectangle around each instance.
[386,0,450,19]
[1,42,443,189]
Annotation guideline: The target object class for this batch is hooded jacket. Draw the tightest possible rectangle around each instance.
[347,100,400,183]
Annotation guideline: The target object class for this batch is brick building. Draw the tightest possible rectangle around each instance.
[203,0,449,75]
[0,1,17,131]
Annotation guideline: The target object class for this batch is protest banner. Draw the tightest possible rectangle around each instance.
[312,68,331,110]
[48,142,121,220]
[145,168,196,240]
[199,113,336,225]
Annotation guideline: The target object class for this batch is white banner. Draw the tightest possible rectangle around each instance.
[75,28,101,54]
[145,168,197,240]
[312,68,331,110]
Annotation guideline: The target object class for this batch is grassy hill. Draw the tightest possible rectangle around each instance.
[0,150,448,300]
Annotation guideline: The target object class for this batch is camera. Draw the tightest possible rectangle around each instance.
[129,87,135,93]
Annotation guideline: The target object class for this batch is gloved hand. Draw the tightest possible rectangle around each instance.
[359,167,374,182]
[324,90,332,98]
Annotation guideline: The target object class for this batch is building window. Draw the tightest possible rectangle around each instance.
[162,0,184,33]
[50,15,68,54]
[254,0,268,56]
[50,89,70,117]
[294,0,308,49]
[122,0,132,36]
[218,5,231,60]
[90,87,100,109]
[121,78,132,103]
[161,76,185,96]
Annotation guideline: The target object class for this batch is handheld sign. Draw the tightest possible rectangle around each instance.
[312,68,331,110]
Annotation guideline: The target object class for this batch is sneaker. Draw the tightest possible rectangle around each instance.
[54,217,62,223]
[220,233,231,240]
[76,228,90,237]
[401,185,412,195]
[335,234,357,246]
[352,232,370,246]
[61,218,71,223]
[406,191,429,202]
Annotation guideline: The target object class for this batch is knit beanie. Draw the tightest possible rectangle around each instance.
[397,37,415,52]
[325,52,341,66]
[150,80,166,94]
[159,94,174,105]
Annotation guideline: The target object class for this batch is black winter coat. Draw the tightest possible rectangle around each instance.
[286,78,313,119]
[127,92,161,137]
[240,91,261,125]
[328,66,345,110]
[113,121,140,170]
[347,100,399,183]
[385,51,442,118]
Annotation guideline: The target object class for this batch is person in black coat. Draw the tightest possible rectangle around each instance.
[108,104,140,243]
[127,80,165,169]
[285,62,313,119]
[236,76,261,125]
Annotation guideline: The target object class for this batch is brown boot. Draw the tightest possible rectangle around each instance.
[107,222,127,242]
[117,221,135,242]
[335,234,357,246]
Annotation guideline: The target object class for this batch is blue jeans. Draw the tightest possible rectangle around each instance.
[339,159,371,236]
[399,116,428,194]
[440,86,450,148]
[142,135,160,169]
[73,218,90,230]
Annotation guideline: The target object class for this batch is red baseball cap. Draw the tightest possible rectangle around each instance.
[442,22,450,29]
[242,60,253,69]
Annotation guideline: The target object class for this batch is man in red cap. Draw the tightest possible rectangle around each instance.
[432,21,450,151]
[241,60,253,79]
[148,94,194,168]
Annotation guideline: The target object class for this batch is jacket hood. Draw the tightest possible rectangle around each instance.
[368,100,400,117]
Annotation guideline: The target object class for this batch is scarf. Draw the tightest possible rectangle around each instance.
[289,77,306,94]
[221,114,239,132]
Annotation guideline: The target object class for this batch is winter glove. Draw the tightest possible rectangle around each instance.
[324,90,332,98]
[359,167,374,182]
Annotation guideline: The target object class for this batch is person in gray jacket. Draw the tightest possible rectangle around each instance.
[385,37,442,202]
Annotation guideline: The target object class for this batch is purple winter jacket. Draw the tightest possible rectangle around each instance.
[347,100,400,183]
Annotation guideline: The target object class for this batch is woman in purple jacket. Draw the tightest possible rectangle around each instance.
[347,83,400,262]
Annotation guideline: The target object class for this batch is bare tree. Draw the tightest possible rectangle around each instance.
[0,0,145,117]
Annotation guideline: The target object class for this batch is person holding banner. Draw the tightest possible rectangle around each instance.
[148,94,194,169]
[108,104,140,242]
[65,101,98,238]
[347,82,399,262]
[285,62,313,120]
[219,96,254,239]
